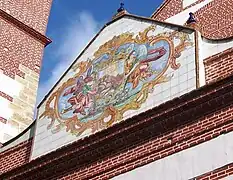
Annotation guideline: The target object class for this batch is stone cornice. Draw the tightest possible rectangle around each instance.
[0,9,51,46]
[1,71,233,179]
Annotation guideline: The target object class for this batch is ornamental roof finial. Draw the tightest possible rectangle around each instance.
[185,12,201,32]
[117,2,125,13]
[187,12,196,24]
[112,2,128,20]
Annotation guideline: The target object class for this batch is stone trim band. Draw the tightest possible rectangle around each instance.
[0,9,51,46]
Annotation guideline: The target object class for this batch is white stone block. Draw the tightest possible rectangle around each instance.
[0,73,23,97]
[0,97,12,119]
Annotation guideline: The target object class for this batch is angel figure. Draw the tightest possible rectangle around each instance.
[126,46,167,89]
[62,67,97,116]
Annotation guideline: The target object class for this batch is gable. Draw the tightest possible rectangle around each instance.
[152,0,233,39]
[152,0,206,21]
[31,15,196,159]
[152,0,183,21]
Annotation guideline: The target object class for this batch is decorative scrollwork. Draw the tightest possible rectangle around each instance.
[40,25,193,137]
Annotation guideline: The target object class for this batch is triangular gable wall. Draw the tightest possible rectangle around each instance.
[152,0,233,40]
[31,15,196,159]
[151,0,183,21]
[151,0,206,21]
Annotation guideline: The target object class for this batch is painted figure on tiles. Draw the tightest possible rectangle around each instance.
[41,25,193,136]
[125,47,167,89]
[62,67,97,116]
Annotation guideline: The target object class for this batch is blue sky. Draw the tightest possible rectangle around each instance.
[37,0,164,103]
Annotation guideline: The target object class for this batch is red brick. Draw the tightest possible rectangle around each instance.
[152,0,233,39]
[0,139,32,174]
[0,0,52,34]
[204,48,233,84]
[0,91,13,102]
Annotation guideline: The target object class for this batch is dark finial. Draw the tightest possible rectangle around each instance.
[187,12,196,24]
[117,2,125,13]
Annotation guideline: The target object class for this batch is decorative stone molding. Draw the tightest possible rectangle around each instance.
[0,9,51,46]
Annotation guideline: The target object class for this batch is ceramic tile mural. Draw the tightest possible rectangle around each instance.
[32,17,196,159]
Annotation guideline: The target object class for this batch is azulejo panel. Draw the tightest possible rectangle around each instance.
[40,25,193,136]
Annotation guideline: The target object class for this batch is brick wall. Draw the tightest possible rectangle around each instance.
[196,163,233,180]
[57,104,233,180]
[1,74,233,179]
[152,0,233,39]
[204,48,233,84]
[0,138,32,174]
[152,0,205,21]
[0,0,52,142]
[0,15,45,141]
[195,0,233,39]
[0,0,53,34]
[152,0,182,21]
[0,18,44,79]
